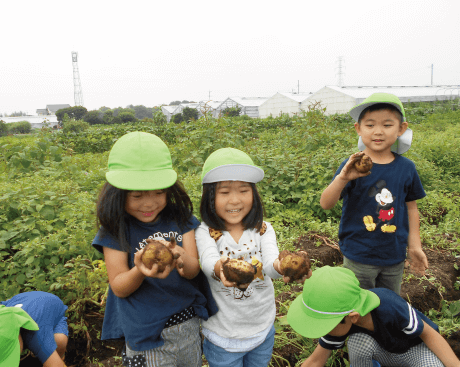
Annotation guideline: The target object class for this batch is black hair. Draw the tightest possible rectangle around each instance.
[200,182,264,232]
[358,103,404,124]
[96,181,193,252]
[339,316,347,324]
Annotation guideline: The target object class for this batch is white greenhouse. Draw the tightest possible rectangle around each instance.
[161,105,179,122]
[258,92,313,118]
[303,85,460,115]
[216,97,268,118]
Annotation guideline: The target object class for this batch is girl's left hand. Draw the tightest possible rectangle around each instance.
[133,248,177,279]
[273,256,312,284]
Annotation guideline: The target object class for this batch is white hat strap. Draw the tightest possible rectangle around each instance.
[302,299,354,315]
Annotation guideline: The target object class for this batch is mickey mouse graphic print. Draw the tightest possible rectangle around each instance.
[333,154,426,267]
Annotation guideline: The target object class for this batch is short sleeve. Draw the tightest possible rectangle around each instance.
[405,162,425,202]
[319,334,347,350]
[92,228,123,254]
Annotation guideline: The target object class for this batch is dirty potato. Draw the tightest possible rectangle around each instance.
[279,250,311,281]
[354,154,373,173]
[141,239,174,272]
[222,258,256,288]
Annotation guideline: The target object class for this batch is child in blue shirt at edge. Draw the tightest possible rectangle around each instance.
[92,132,217,367]
[320,93,429,295]
[195,148,306,367]
[0,291,68,367]
[286,266,460,367]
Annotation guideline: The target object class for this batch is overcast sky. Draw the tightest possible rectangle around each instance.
[1,0,459,114]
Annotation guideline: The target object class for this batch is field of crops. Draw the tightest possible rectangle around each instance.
[1,102,459,366]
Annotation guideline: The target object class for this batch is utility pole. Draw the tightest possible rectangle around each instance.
[431,64,433,86]
[335,56,345,87]
[71,51,84,107]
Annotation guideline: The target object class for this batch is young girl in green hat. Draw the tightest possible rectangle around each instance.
[92,131,217,367]
[196,147,302,367]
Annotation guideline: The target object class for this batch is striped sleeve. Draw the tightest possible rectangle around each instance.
[319,335,346,350]
[402,302,423,336]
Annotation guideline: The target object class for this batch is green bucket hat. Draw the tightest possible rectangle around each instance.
[287,266,380,339]
[106,132,177,190]
[0,305,39,367]
[201,148,264,184]
[349,93,406,122]
[350,93,412,154]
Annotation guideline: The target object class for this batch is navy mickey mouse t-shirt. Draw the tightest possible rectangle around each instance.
[333,154,425,266]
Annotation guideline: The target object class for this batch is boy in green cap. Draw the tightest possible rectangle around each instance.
[320,93,428,295]
[287,266,459,367]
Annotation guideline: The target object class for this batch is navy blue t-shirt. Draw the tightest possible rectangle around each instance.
[319,288,438,354]
[334,154,425,266]
[1,291,68,364]
[92,215,217,352]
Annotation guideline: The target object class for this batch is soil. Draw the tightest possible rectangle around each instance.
[19,233,460,367]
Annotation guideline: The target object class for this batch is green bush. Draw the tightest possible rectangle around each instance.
[8,120,32,134]
[62,120,90,134]
[118,111,137,123]
[83,110,103,125]
[222,106,241,117]
[0,120,7,136]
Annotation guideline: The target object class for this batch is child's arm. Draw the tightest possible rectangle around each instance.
[104,247,146,298]
[419,320,460,366]
[169,230,201,279]
[320,152,370,210]
[299,344,332,367]
[43,350,67,367]
[406,200,428,276]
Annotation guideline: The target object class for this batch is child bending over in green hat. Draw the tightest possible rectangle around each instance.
[287,266,459,367]
[0,291,68,367]
[320,93,428,296]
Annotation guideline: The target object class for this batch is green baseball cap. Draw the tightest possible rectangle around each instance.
[287,266,380,339]
[0,305,39,367]
[201,148,264,184]
[349,93,406,122]
[106,132,177,190]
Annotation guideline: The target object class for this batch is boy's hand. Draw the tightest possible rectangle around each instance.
[407,247,428,276]
[337,152,372,182]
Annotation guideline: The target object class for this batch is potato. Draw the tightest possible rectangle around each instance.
[279,250,311,281]
[354,154,373,173]
[222,258,256,289]
[141,238,174,272]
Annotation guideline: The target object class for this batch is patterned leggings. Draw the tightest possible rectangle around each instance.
[123,317,202,367]
[347,333,444,367]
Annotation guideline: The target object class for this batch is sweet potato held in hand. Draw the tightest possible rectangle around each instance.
[354,154,373,173]
[222,258,256,288]
[141,238,174,272]
[279,250,311,281]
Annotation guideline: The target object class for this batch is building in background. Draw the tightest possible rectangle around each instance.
[216,97,268,118]
[304,86,460,115]
[258,92,313,118]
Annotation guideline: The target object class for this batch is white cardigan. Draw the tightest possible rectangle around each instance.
[196,221,281,340]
